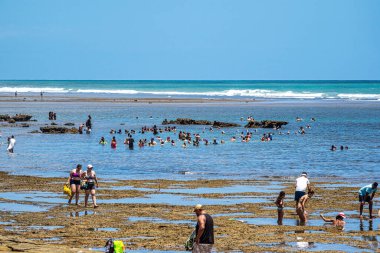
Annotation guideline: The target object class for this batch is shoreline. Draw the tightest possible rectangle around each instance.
[0,172,378,252]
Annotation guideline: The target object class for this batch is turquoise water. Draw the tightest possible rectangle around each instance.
[0,80,380,100]
[0,100,379,182]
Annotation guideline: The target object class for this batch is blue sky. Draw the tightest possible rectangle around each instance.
[0,0,379,80]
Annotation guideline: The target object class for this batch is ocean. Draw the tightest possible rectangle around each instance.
[0,96,379,183]
[0,80,380,100]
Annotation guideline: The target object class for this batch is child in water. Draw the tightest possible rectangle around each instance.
[297,190,314,223]
[275,191,285,225]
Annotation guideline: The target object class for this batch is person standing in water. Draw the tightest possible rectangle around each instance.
[296,190,314,224]
[111,136,117,149]
[275,191,285,225]
[83,164,99,208]
[7,135,16,153]
[67,164,83,205]
[358,182,378,219]
[295,172,311,207]
[193,204,214,253]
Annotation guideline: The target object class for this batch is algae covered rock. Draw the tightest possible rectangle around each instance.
[40,126,79,134]
[244,120,288,129]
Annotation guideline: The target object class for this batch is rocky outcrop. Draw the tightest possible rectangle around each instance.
[162,118,241,127]
[40,126,79,134]
[64,122,75,126]
[0,114,33,122]
[244,120,288,129]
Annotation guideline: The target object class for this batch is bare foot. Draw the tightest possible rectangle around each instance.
[94,205,99,208]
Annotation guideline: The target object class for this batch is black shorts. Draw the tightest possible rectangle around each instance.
[70,179,81,186]
[86,183,96,190]
[359,195,371,202]
[295,191,306,201]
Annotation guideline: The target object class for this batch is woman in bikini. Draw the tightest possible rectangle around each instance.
[67,164,83,205]
[275,191,285,225]
[82,164,99,208]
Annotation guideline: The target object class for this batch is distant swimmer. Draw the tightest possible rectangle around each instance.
[99,137,107,145]
[330,145,337,151]
[111,136,117,149]
[7,135,16,153]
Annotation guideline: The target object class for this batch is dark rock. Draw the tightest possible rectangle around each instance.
[244,120,288,129]
[20,123,30,127]
[30,130,41,134]
[12,114,33,122]
[213,121,241,127]
[0,115,11,121]
[7,119,16,124]
[40,126,79,134]
[51,122,58,126]
[163,118,239,127]
[64,123,75,126]
[0,114,33,122]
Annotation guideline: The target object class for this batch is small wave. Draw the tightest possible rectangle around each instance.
[337,93,380,100]
[0,86,379,100]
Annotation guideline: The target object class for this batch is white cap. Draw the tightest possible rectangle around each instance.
[87,164,93,169]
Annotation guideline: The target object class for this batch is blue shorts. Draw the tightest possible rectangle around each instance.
[295,191,306,201]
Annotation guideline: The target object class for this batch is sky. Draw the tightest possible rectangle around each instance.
[0,0,379,80]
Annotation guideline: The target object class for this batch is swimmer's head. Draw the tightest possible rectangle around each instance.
[373,182,378,189]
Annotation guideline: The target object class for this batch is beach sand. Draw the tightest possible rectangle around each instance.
[0,172,378,253]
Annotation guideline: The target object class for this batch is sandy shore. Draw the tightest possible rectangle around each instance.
[0,172,378,252]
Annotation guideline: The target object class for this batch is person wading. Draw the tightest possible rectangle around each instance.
[193,204,214,253]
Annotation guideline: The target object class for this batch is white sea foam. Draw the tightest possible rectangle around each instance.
[0,86,379,100]
[0,87,68,93]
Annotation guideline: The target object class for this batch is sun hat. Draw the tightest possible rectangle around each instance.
[193,204,203,212]
[87,164,93,169]
[301,172,308,177]
[338,212,346,219]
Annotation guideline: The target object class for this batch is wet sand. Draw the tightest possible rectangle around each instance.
[0,172,379,252]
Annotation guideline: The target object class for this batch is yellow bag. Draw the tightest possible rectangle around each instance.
[63,184,72,197]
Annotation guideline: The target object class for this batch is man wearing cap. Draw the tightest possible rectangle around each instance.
[193,204,214,253]
[294,172,311,207]
[359,182,378,219]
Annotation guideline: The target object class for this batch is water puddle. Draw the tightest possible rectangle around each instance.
[5,225,64,231]
[87,227,119,232]
[0,201,49,212]
[257,242,372,252]
[0,191,64,204]
[89,248,188,253]
[67,210,96,217]
[214,212,253,217]
[128,216,194,225]
[102,193,268,205]
[161,183,284,194]
[43,237,62,241]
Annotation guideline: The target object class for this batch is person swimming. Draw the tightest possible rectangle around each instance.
[99,137,107,145]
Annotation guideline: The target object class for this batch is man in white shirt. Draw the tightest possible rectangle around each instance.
[7,135,16,153]
[295,172,311,206]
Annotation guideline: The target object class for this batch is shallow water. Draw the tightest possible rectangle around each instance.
[101,193,268,205]
[128,216,194,225]
[0,201,49,212]
[0,101,379,185]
